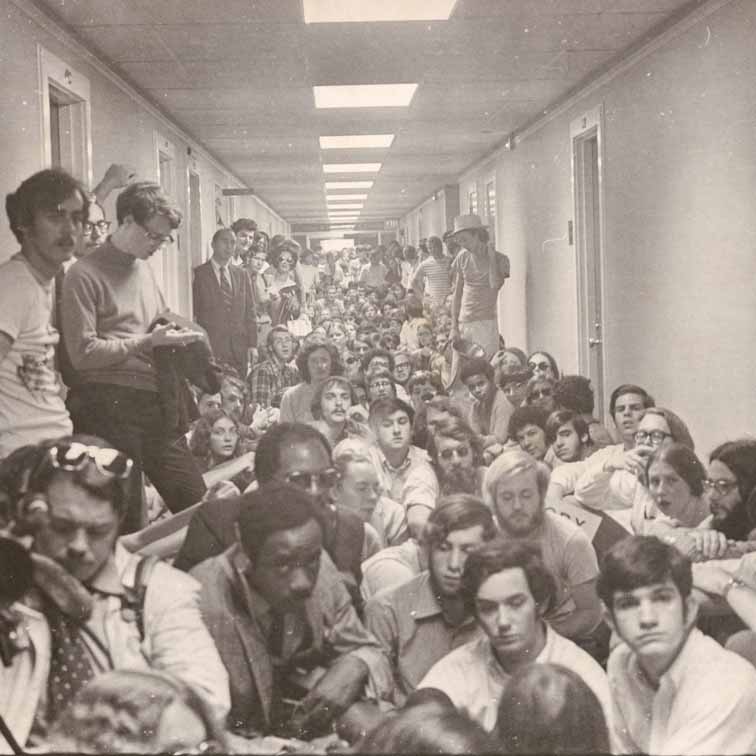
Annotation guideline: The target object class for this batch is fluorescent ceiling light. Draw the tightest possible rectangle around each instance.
[329,213,360,218]
[327,203,363,210]
[304,0,457,23]
[320,134,394,150]
[325,194,368,201]
[325,181,373,189]
[314,84,417,109]
[323,163,381,174]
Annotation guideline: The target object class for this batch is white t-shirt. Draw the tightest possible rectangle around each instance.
[418,625,612,733]
[0,255,71,457]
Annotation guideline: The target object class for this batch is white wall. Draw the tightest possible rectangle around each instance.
[0,1,289,317]
[479,0,756,454]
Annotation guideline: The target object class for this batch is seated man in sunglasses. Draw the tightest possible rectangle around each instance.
[174,423,377,600]
[427,417,487,498]
[7,436,230,742]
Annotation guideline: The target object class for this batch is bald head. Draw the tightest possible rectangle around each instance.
[212,228,236,265]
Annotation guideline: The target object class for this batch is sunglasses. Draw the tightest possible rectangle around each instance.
[439,446,470,461]
[528,361,550,372]
[49,442,133,479]
[529,388,553,400]
[285,468,339,491]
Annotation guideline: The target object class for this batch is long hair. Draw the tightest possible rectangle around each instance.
[189,409,241,469]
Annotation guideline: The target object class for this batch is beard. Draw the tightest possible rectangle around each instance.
[500,506,545,537]
[438,465,479,496]
[710,502,752,541]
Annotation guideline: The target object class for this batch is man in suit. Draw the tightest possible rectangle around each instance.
[190,481,392,741]
[193,228,257,378]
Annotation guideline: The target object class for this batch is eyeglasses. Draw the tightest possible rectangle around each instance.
[703,478,739,497]
[285,468,339,491]
[344,356,359,365]
[502,382,525,395]
[140,224,174,245]
[634,430,671,446]
[528,361,550,372]
[84,220,111,234]
[370,380,393,390]
[439,446,471,461]
[49,442,133,479]
[529,388,552,400]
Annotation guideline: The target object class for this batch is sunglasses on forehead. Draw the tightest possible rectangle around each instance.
[48,441,133,479]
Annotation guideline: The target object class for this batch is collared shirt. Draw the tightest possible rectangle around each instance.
[609,627,756,755]
[468,387,514,445]
[0,603,49,754]
[371,496,409,548]
[247,357,300,409]
[364,570,480,704]
[32,542,230,737]
[418,624,612,733]
[210,257,233,291]
[361,539,424,602]
[369,445,439,516]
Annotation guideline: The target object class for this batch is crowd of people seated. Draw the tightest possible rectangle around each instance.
[2,166,756,755]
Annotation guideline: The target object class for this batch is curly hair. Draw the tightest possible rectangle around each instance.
[311,376,356,420]
[49,669,227,754]
[269,237,301,269]
[295,335,344,383]
[189,409,241,469]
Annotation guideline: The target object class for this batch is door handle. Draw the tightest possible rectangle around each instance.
[588,338,602,347]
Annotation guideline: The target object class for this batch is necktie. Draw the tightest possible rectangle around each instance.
[46,607,96,722]
[220,266,233,311]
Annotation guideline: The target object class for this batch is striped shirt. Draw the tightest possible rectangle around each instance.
[411,256,451,302]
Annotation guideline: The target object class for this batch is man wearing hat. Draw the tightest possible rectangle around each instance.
[448,214,510,359]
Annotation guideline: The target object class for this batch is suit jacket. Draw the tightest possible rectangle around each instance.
[192,260,257,376]
[190,544,392,736]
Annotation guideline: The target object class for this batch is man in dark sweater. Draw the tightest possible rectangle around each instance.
[61,181,207,531]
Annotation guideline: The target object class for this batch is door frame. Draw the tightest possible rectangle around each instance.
[570,104,608,419]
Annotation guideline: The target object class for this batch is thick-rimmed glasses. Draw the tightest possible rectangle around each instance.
[84,220,111,235]
[139,223,174,245]
[703,478,738,497]
[634,430,671,446]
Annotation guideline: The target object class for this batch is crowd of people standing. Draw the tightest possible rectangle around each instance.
[2,167,756,754]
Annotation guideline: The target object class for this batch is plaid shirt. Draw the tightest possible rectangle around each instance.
[247,357,300,409]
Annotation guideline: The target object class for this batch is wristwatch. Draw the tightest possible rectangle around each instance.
[722,575,748,600]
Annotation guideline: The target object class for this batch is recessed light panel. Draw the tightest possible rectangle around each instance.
[304,0,457,23]
[325,194,368,201]
[325,181,374,189]
[314,84,417,109]
[319,134,394,149]
[323,163,381,174]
